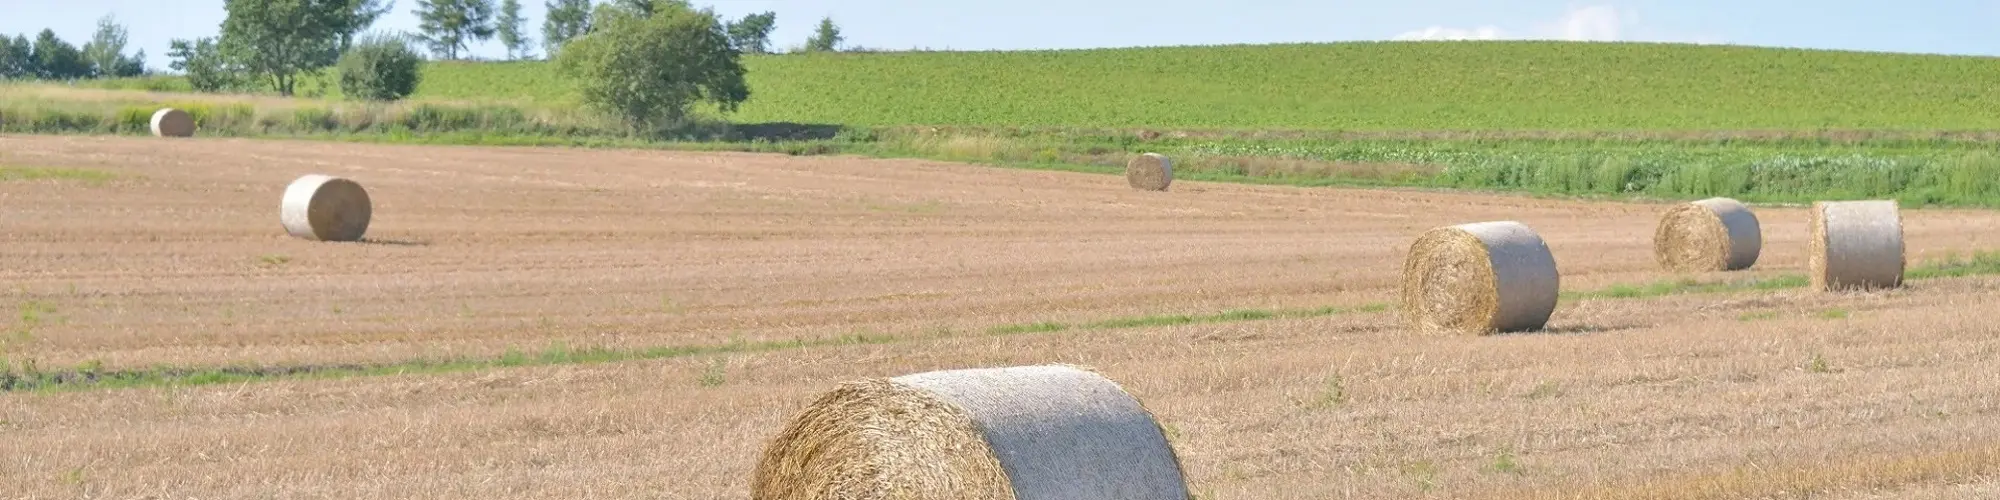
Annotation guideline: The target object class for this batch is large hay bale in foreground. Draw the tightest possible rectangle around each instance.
[751,364,1189,500]
[150,108,195,137]
[1808,200,1904,291]
[1654,197,1762,272]
[1126,153,1172,191]
[280,174,372,242]
[1401,221,1560,335]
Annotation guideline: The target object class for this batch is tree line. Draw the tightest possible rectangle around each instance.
[0,15,147,80]
[9,0,850,138]
[167,0,840,95]
[1,0,848,87]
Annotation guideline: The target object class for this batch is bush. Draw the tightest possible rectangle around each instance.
[166,37,244,93]
[292,107,338,131]
[555,3,748,135]
[337,34,423,102]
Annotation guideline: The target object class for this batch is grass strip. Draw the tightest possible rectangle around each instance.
[1,303,1395,393]
[7,252,1998,394]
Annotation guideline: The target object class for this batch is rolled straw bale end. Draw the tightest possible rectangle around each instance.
[1126,153,1172,191]
[280,174,372,242]
[150,108,195,137]
[1654,197,1762,272]
[1402,221,1559,335]
[751,365,1190,500]
[1808,200,1904,292]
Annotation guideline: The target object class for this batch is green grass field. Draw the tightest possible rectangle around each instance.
[86,41,2000,131]
[31,41,2000,207]
[399,41,2000,131]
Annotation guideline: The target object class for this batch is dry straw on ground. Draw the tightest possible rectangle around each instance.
[1402,220,1560,335]
[150,108,194,137]
[1126,153,1173,191]
[1654,197,1762,272]
[751,364,1189,500]
[1808,200,1905,291]
[280,174,372,242]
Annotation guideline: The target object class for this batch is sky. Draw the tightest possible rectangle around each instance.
[1,0,1997,70]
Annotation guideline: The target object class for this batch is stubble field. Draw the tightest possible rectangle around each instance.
[6,135,2000,499]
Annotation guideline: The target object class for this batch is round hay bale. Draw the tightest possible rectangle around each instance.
[149,108,195,137]
[1126,153,1172,191]
[280,174,372,242]
[1808,200,1904,292]
[1654,197,1762,272]
[1401,220,1560,335]
[751,364,1189,500]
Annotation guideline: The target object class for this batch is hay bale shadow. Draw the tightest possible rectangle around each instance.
[725,122,845,142]
[1514,323,1647,336]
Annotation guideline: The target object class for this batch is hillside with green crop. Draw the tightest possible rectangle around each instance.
[408,41,2000,131]
[25,41,2000,208]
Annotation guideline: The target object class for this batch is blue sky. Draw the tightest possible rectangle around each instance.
[2,0,1997,69]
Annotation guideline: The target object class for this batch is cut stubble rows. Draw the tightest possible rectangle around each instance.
[7,135,2000,499]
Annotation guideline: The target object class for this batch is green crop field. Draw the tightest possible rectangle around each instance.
[403,41,2000,131]
[33,40,2000,207]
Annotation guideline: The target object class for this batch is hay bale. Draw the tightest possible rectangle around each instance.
[751,364,1189,500]
[280,174,372,242]
[1401,221,1560,335]
[1808,200,1904,291]
[1126,153,1172,191]
[1654,197,1762,272]
[149,108,195,137]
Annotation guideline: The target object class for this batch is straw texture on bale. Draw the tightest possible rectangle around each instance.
[1126,153,1172,191]
[1401,221,1560,335]
[149,108,195,137]
[1654,197,1762,272]
[751,364,1189,500]
[1808,200,1904,291]
[280,174,372,242]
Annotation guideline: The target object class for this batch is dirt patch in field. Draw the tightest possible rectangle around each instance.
[3,135,1998,368]
[9,135,2000,498]
[7,277,2000,499]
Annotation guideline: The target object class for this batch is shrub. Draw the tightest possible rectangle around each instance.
[165,37,244,93]
[291,107,338,131]
[555,3,748,135]
[337,34,424,102]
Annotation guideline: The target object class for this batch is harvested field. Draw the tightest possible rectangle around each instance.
[7,135,2000,498]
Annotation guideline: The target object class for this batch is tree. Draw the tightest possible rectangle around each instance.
[725,12,775,54]
[556,2,748,134]
[31,29,89,79]
[333,0,397,50]
[112,49,145,77]
[169,37,245,92]
[496,0,531,59]
[413,0,496,60]
[81,15,130,78]
[613,0,653,15]
[612,0,689,16]
[220,0,348,96]
[338,33,423,100]
[541,0,592,55]
[803,17,842,53]
[0,35,34,79]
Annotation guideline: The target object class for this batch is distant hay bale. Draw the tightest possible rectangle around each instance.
[1654,197,1762,272]
[1126,153,1172,191]
[280,174,372,242]
[1808,200,1904,291]
[149,108,194,137]
[751,364,1190,500]
[1401,221,1560,335]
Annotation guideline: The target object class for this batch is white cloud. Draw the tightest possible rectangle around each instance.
[1392,25,1508,41]
[1394,5,1673,43]
[1536,5,1629,41]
